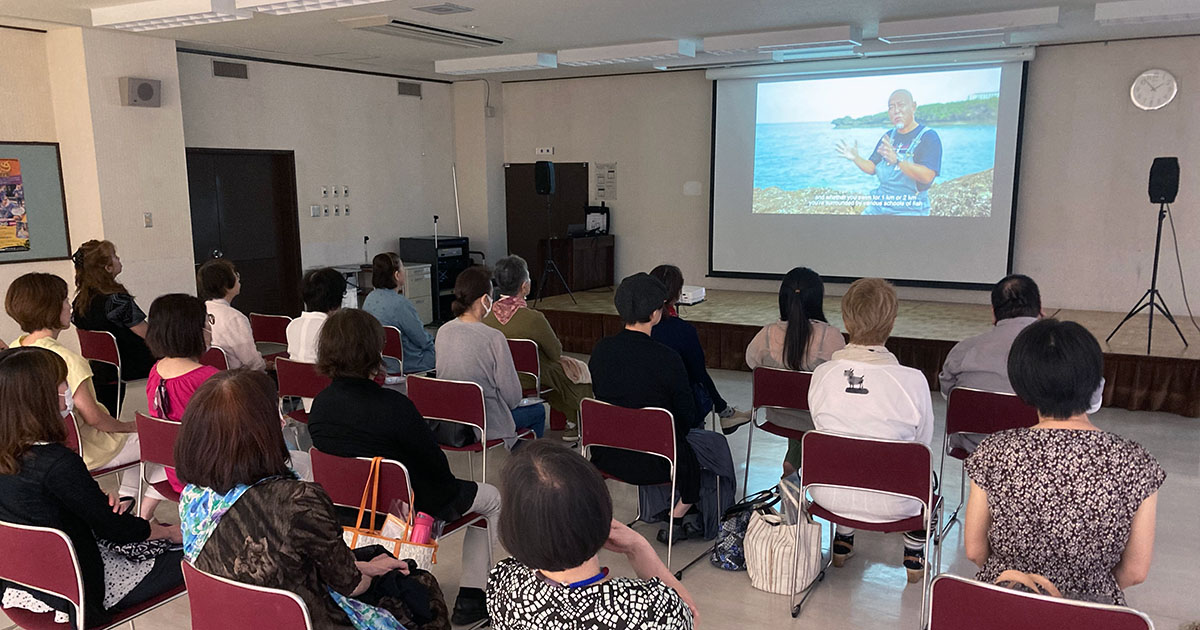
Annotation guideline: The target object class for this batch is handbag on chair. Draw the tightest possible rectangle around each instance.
[342,457,439,568]
[744,476,822,595]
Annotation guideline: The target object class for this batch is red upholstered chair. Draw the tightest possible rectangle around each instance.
[406,375,534,484]
[75,328,137,422]
[249,313,291,367]
[796,430,943,623]
[309,448,486,551]
[743,367,813,498]
[382,326,405,375]
[62,412,139,482]
[579,398,710,578]
[200,346,230,371]
[183,561,313,630]
[0,520,185,630]
[134,412,182,503]
[929,573,1154,630]
[507,338,566,431]
[939,388,1039,536]
[275,358,332,424]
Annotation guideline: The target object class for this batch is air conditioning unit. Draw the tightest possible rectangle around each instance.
[339,15,504,48]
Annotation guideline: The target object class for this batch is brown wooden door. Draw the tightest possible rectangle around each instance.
[186,149,302,316]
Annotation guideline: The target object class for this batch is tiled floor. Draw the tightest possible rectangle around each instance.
[4,366,1198,629]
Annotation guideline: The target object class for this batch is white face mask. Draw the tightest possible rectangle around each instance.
[60,385,74,419]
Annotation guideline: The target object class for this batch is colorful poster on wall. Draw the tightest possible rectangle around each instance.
[0,159,30,252]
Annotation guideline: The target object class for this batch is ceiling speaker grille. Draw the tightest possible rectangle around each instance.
[412,3,473,15]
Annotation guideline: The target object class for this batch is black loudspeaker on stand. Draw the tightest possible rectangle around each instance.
[532,161,577,305]
[1107,157,1189,354]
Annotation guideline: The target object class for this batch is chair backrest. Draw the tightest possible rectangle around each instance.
[929,574,1154,630]
[62,413,81,454]
[407,375,486,438]
[382,326,404,367]
[249,313,291,346]
[506,338,540,385]
[0,520,85,615]
[183,561,313,630]
[579,398,676,466]
[800,430,934,505]
[309,448,414,512]
[135,412,181,469]
[751,367,813,413]
[275,358,332,400]
[200,346,230,371]
[75,328,121,371]
[945,387,1040,437]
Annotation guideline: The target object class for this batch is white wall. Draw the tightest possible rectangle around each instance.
[501,37,1200,312]
[178,53,457,270]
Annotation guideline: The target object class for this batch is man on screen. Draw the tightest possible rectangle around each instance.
[835,89,942,216]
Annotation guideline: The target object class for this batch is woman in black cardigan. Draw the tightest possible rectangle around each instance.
[0,347,181,628]
[307,309,501,627]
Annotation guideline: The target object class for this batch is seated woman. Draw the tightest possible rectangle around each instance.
[309,308,500,626]
[744,267,845,476]
[435,265,545,446]
[286,267,346,412]
[0,347,182,629]
[362,253,435,374]
[648,265,751,434]
[5,272,154,512]
[144,293,220,495]
[965,319,1164,605]
[177,369,446,630]
[70,240,156,416]
[487,440,697,630]
[197,258,265,370]
[807,278,934,583]
[483,255,592,441]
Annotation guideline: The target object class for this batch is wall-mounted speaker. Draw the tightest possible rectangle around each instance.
[119,77,161,108]
[535,160,555,196]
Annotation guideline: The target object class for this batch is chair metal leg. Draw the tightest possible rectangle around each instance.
[939,461,967,539]
[791,519,833,618]
[742,411,756,500]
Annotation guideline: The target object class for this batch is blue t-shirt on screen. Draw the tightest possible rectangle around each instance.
[869,124,943,192]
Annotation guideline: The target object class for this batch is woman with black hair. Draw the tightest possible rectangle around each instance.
[744,267,845,475]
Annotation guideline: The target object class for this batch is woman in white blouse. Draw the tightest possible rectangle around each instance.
[807,277,934,585]
[197,259,264,370]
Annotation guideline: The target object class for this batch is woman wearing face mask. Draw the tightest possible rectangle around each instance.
[5,273,160,513]
[435,265,545,448]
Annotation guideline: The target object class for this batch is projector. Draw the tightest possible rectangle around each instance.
[679,285,706,306]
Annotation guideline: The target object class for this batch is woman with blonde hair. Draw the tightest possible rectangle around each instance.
[807,278,934,583]
[71,240,155,415]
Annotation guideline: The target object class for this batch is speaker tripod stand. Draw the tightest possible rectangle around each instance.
[533,196,577,306]
[1107,202,1189,354]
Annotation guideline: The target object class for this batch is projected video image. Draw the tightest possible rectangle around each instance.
[753,68,1002,217]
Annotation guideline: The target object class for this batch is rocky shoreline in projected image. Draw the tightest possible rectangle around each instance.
[753,168,994,217]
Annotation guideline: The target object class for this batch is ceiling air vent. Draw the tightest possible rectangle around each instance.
[212,60,249,79]
[413,3,474,15]
[397,81,422,97]
[340,15,503,48]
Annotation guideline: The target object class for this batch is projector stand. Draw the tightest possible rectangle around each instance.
[533,196,577,306]
[1107,203,1188,354]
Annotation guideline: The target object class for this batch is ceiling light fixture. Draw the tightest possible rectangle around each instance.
[1094,0,1200,24]
[92,0,250,31]
[771,45,863,61]
[876,7,1060,44]
[435,52,557,75]
[557,39,698,66]
[339,15,504,47]
[235,0,391,15]
[702,25,862,55]
[652,51,775,71]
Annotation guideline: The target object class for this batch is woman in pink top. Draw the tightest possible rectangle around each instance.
[144,294,219,493]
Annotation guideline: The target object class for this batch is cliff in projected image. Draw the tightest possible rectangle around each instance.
[752,92,999,217]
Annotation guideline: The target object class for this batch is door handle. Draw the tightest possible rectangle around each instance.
[212,249,223,259]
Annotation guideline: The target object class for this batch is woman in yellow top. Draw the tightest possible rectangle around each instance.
[5,272,162,517]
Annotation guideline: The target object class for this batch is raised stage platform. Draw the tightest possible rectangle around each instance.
[536,288,1200,418]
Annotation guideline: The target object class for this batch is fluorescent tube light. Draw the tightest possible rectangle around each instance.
[652,51,775,71]
[237,0,390,15]
[92,0,250,30]
[435,52,557,75]
[877,7,1060,44]
[558,39,697,67]
[1095,0,1200,23]
[705,47,1036,80]
[702,25,862,55]
[771,45,863,61]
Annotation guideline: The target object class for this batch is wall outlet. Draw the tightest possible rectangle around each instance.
[535,147,554,156]
[334,204,341,216]
[321,186,328,198]
[344,204,351,216]
[310,205,321,218]
[143,212,153,228]
[323,205,330,217]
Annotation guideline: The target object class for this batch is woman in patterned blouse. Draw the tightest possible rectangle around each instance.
[487,441,698,630]
[964,319,1165,605]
